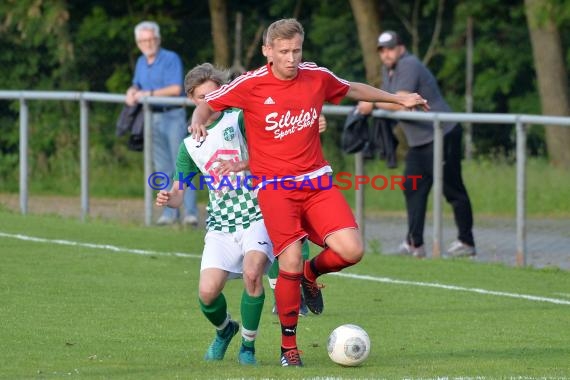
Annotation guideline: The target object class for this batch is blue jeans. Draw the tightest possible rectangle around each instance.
[152,108,197,220]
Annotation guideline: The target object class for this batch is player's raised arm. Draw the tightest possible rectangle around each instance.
[188,101,216,140]
[346,82,429,110]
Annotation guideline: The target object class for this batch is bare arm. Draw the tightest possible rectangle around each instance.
[356,91,410,114]
[188,101,216,140]
[155,181,185,208]
[318,114,327,133]
[347,82,428,110]
[133,84,182,103]
[125,86,139,106]
[374,90,414,111]
[215,159,249,176]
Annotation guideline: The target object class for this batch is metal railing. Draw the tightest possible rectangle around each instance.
[2,90,570,267]
[0,90,193,227]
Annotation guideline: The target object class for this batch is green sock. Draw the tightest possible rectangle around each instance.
[301,240,310,260]
[242,339,254,349]
[240,290,265,347]
[268,260,279,284]
[268,259,279,300]
[199,293,228,328]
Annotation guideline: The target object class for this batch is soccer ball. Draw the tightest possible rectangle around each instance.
[327,324,371,366]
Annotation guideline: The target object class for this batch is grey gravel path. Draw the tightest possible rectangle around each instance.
[363,214,570,270]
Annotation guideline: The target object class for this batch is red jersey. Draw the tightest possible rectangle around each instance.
[205,62,350,180]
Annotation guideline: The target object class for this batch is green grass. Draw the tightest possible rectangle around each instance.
[1,210,569,379]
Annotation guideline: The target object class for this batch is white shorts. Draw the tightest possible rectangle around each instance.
[201,219,274,280]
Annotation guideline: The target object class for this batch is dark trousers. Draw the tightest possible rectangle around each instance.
[402,126,474,247]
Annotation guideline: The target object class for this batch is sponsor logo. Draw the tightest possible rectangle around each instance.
[265,108,318,140]
[223,127,235,141]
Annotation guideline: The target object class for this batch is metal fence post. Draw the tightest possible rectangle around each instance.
[515,120,527,266]
[355,151,365,238]
[432,117,443,258]
[464,16,474,160]
[19,96,29,215]
[143,101,153,226]
[80,97,89,222]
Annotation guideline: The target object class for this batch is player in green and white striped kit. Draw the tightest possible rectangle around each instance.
[155,63,273,366]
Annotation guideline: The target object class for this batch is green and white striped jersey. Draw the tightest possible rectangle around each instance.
[174,108,262,232]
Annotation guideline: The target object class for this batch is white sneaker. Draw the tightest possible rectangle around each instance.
[182,214,199,226]
[398,241,426,258]
[447,240,476,257]
[156,215,176,225]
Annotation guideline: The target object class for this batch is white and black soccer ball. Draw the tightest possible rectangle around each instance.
[327,324,371,366]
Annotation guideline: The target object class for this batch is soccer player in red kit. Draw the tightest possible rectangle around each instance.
[190,18,428,367]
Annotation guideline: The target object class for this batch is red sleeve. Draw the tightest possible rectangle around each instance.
[323,71,350,105]
[205,78,249,112]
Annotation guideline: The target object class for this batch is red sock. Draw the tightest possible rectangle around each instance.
[305,247,358,282]
[275,269,302,349]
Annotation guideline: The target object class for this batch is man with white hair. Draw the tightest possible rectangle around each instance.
[126,21,198,226]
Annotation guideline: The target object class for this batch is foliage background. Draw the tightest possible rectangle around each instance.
[1,0,569,196]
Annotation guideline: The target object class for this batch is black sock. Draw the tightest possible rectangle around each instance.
[281,346,297,354]
[218,321,234,337]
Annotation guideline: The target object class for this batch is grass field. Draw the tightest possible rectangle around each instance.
[1,209,569,379]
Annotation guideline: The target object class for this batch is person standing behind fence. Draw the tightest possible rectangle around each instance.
[125,21,199,226]
[357,30,476,258]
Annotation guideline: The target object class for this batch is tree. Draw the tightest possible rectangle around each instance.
[0,0,75,89]
[348,0,381,87]
[525,0,570,168]
[381,0,446,65]
[438,0,541,157]
[208,0,230,67]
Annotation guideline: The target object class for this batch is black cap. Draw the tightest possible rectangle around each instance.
[377,30,401,49]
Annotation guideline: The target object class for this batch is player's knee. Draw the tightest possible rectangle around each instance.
[276,252,304,273]
[242,268,263,292]
[342,240,364,263]
[350,241,365,262]
[198,287,219,305]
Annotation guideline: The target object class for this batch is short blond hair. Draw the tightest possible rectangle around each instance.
[266,18,304,46]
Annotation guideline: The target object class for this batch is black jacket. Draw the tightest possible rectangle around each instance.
[116,104,144,151]
[341,107,369,154]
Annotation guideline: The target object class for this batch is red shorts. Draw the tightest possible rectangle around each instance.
[256,175,358,256]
